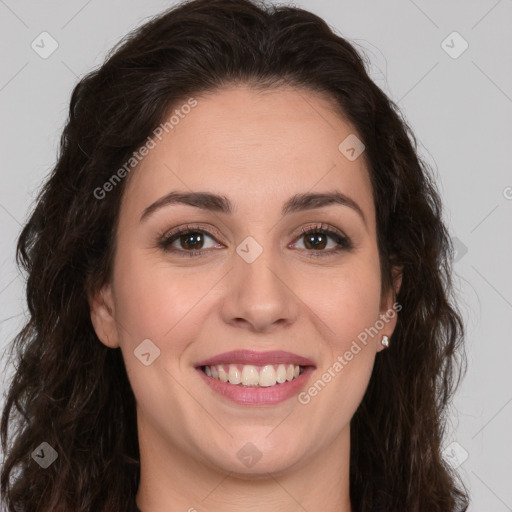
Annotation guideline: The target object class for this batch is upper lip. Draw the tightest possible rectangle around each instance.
[195,350,316,368]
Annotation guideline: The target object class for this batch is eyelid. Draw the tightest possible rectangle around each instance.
[160,223,225,243]
[292,222,347,241]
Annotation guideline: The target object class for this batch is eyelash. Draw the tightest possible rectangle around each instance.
[157,223,353,259]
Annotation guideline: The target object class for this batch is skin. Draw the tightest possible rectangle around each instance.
[90,85,401,512]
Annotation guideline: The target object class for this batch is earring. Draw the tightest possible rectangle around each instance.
[381,335,389,348]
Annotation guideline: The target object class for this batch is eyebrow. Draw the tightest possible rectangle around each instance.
[140,190,367,226]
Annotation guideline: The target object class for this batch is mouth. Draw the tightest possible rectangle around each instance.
[194,350,316,406]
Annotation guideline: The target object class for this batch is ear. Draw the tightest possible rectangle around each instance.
[89,283,120,349]
[376,265,403,352]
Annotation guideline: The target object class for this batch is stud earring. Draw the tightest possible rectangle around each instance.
[381,335,389,348]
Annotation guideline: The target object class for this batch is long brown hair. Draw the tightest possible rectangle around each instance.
[1,0,469,510]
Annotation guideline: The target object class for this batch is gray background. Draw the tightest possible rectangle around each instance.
[1,0,511,510]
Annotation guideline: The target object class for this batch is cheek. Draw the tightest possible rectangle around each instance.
[111,252,209,411]
[299,317,378,438]
[111,247,210,345]
[299,254,381,413]
[308,255,382,344]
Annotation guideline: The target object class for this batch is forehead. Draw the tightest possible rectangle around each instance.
[122,85,375,228]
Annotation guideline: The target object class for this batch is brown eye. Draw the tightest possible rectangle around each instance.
[302,231,329,250]
[293,225,352,257]
[299,228,350,252]
[178,231,205,250]
[158,226,222,257]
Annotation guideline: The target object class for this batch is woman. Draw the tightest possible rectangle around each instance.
[0,0,470,510]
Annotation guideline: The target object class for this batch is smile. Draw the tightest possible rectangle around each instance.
[194,350,316,406]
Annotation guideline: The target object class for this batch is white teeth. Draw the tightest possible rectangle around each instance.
[259,365,277,387]
[203,363,304,387]
[276,364,287,383]
[241,365,259,386]
[218,366,229,382]
[228,365,241,385]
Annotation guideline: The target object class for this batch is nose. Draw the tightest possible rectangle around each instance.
[220,241,299,333]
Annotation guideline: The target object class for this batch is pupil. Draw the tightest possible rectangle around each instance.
[182,232,203,250]
[306,233,326,250]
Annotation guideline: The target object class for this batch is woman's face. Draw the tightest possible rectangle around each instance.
[91,85,399,478]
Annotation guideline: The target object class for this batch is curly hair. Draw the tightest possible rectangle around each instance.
[1,0,469,510]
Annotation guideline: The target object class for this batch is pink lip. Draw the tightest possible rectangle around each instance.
[196,365,315,406]
[194,349,316,368]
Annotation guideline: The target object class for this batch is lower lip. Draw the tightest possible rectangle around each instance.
[196,366,315,406]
